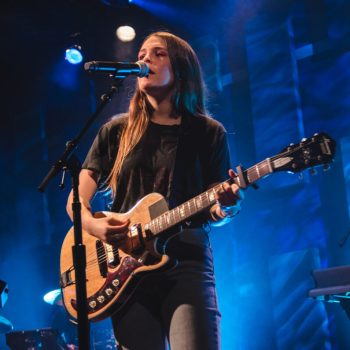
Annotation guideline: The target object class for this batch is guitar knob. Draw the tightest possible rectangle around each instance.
[323,164,330,171]
[105,288,113,296]
[112,279,120,287]
[97,295,105,303]
[89,300,97,309]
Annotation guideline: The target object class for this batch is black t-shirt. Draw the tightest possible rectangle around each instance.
[82,113,231,216]
[113,121,179,213]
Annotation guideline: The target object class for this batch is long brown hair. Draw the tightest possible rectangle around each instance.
[107,31,208,196]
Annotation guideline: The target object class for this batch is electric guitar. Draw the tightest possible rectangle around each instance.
[60,132,336,321]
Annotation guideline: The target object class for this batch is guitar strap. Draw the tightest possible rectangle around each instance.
[167,114,203,210]
[164,118,183,207]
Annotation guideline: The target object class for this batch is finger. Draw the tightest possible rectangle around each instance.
[107,233,127,244]
[220,182,237,197]
[218,185,243,206]
[215,185,227,201]
[106,224,129,235]
[228,169,237,178]
[231,184,242,198]
[108,217,130,226]
[111,233,127,241]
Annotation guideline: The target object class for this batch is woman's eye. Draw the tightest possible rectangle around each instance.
[138,55,145,60]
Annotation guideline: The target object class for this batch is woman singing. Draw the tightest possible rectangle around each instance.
[67,31,243,350]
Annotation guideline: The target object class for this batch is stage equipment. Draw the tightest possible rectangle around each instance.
[38,53,140,350]
[6,328,68,350]
[84,60,149,78]
[309,265,350,318]
[65,45,83,65]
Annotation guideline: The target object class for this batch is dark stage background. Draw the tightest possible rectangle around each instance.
[1,0,350,349]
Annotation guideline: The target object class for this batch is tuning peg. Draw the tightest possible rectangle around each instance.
[309,168,317,175]
[287,143,295,151]
[323,164,330,171]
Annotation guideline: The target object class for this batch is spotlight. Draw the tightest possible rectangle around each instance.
[116,26,136,42]
[43,289,62,306]
[65,45,83,65]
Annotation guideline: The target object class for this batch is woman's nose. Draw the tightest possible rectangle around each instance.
[142,53,151,63]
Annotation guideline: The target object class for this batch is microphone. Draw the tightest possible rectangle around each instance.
[84,60,149,77]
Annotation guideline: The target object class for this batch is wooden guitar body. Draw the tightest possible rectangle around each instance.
[60,193,176,321]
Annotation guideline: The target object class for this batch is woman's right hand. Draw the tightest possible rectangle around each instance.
[67,169,130,245]
[83,215,130,245]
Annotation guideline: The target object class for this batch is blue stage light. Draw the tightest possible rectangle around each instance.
[43,289,62,305]
[65,45,83,65]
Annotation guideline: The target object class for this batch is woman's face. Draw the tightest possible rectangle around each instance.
[137,36,174,97]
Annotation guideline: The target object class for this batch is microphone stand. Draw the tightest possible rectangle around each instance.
[38,76,126,350]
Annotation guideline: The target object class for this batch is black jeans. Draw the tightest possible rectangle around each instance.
[111,228,221,350]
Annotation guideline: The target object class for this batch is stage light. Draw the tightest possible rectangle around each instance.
[116,26,136,42]
[43,289,62,306]
[65,45,83,65]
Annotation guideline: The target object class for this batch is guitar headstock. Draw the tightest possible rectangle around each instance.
[272,132,336,174]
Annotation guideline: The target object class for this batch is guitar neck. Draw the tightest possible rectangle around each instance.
[146,158,274,235]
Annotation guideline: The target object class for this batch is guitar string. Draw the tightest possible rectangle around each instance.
[80,184,223,268]
[70,174,255,272]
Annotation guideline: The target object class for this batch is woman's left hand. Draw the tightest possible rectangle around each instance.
[216,169,244,208]
[211,169,244,222]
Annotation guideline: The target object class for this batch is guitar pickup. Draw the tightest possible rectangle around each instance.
[96,240,108,277]
[60,268,74,288]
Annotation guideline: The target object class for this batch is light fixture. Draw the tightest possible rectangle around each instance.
[116,25,136,42]
[65,45,83,65]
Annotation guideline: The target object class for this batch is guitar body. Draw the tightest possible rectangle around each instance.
[60,193,176,322]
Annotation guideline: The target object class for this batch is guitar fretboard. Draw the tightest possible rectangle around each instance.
[146,158,273,235]
[243,158,273,185]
